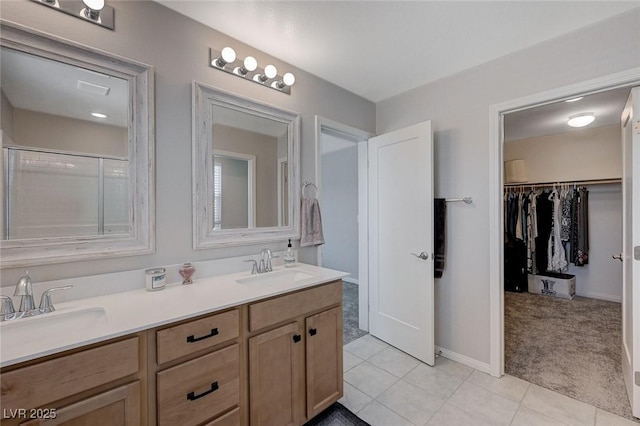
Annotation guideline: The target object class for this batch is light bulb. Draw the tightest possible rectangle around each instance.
[567,113,595,128]
[244,56,257,72]
[91,112,107,119]
[264,65,277,79]
[83,0,105,11]
[221,47,236,64]
[283,72,295,87]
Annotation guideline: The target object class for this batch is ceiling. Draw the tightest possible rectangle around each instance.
[504,86,632,142]
[158,1,640,103]
[1,47,128,128]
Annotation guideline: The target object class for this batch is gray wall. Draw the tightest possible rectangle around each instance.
[1,89,15,140]
[13,108,128,157]
[320,132,359,281]
[376,9,640,365]
[0,0,375,285]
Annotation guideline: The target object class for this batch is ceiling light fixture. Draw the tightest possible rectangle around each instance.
[209,47,295,95]
[91,112,108,119]
[567,112,595,128]
[29,0,114,30]
[565,97,583,103]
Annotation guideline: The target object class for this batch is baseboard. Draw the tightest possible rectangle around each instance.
[342,277,359,285]
[576,291,622,303]
[435,345,493,376]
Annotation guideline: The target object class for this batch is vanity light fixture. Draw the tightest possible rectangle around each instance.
[91,112,108,119]
[234,56,258,76]
[567,112,595,128]
[29,0,114,30]
[209,47,295,95]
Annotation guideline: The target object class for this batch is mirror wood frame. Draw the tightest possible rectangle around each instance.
[192,82,300,248]
[0,21,155,268]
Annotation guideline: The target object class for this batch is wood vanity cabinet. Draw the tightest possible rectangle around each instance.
[0,335,145,426]
[247,280,343,426]
[0,279,343,426]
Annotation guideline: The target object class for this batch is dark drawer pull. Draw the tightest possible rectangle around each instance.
[186,328,219,343]
[187,381,219,401]
[293,334,301,343]
[309,328,317,336]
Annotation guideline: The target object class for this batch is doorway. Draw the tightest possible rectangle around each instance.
[315,116,372,341]
[489,68,640,419]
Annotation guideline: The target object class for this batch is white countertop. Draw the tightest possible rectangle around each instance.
[0,263,348,368]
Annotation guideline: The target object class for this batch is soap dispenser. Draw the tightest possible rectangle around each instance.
[284,239,297,268]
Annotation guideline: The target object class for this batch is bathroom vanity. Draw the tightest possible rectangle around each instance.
[0,265,345,426]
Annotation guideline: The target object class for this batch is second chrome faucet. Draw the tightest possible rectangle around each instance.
[1,271,72,321]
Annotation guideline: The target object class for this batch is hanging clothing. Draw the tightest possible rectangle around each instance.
[548,188,568,272]
[515,193,524,240]
[560,186,573,242]
[575,187,590,266]
[535,190,553,273]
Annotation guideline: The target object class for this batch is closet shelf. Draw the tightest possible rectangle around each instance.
[504,177,621,189]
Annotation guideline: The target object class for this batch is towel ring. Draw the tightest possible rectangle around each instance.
[302,181,319,198]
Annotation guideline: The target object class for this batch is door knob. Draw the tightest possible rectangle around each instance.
[410,252,429,260]
[612,253,623,262]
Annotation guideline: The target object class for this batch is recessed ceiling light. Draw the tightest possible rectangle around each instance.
[567,112,595,128]
[565,97,583,103]
[91,112,108,119]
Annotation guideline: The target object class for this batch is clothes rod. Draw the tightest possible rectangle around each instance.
[445,197,473,204]
[504,178,621,189]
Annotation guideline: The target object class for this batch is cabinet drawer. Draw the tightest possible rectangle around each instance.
[157,344,240,426]
[0,337,139,411]
[156,309,239,365]
[249,281,342,331]
[203,407,240,426]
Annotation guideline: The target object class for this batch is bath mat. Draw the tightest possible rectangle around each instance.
[304,402,370,426]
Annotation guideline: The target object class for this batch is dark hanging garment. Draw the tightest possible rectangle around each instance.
[504,232,528,292]
[575,187,589,266]
[535,190,553,273]
[434,198,446,278]
[507,193,519,239]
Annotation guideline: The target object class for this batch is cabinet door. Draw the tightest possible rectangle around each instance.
[21,382,140,426]
[249,323,303,426]
[305,307,343,419]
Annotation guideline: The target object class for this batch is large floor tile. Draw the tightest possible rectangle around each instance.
[434,355,474,379]
[447,381,519,426]
[426,403,496,426]
[403,364,463,400]
[368,346,421,378]
[511,406,570,426]
[344,361,399,398]
[466,370,530,402]
[344,335,389,360]
[377,380,446,425]
[343,349,364,372]
[521,384,596,426]
[595,409,640,426]
[357,401,413,426]
[339,382,372,414]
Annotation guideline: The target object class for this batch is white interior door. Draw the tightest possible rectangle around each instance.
[622,86,640,418]
[368,120,434,365]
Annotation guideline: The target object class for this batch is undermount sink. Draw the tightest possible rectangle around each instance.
[236,268,318,286]
[0,307,108,341]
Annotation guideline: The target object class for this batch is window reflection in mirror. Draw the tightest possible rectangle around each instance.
[211,105,288,230]
[0,47,130,240]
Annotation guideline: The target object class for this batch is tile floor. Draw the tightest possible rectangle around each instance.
[340,334,639,426]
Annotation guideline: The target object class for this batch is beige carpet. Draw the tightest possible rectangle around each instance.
[505,291,638,422]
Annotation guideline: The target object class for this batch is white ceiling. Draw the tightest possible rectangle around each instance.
[158,1,640,103]
[504,86,632,142]
[1,47,128,128]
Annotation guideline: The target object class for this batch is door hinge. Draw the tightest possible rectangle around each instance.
[635,371,640,386]
[635,120,640,135]
[635,246,640,261]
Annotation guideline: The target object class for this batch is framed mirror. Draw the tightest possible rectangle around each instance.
[0,21,154,267]
[192,82,300,248]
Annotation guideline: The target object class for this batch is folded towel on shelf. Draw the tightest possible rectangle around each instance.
[300,198,325,247]
[434,198,446,278]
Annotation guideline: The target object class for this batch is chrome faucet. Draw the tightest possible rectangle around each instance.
[1,271,73,321]
[13,271,35,313]
[244,249,279,275]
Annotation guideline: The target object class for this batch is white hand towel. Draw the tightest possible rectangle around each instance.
[300,198,325,247]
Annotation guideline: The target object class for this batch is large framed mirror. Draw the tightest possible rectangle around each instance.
[192,82,300,248]
[0,21,154,267]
